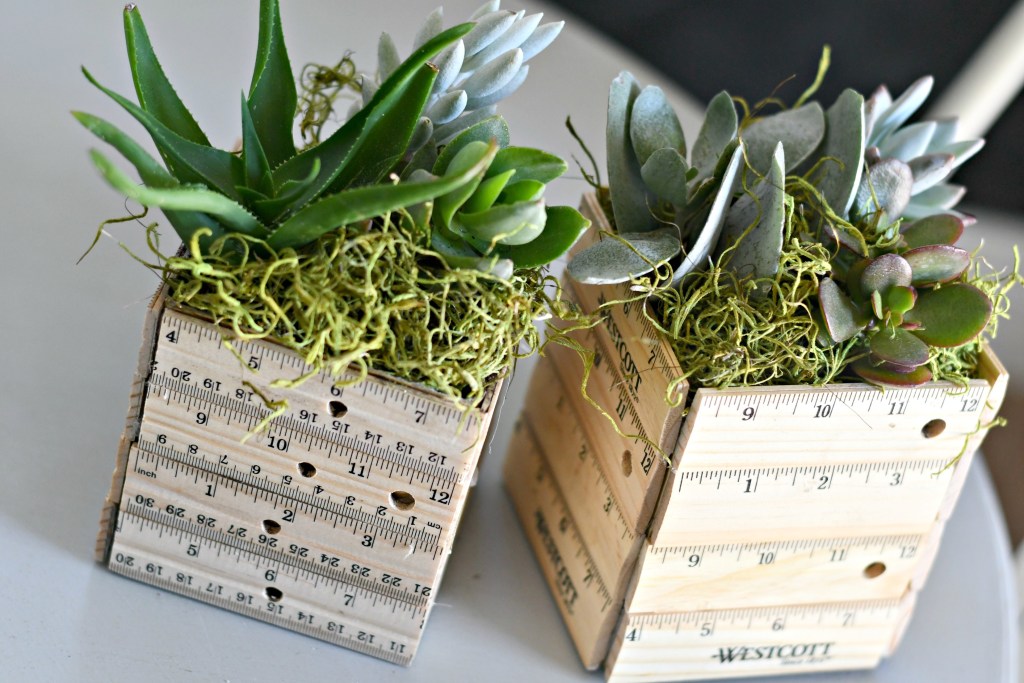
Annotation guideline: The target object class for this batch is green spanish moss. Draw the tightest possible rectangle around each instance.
[297,55,361,146]
[156,212,551,409]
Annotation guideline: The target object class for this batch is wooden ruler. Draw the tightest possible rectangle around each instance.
[99,303,500,664]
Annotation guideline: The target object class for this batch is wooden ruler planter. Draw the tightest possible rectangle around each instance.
[504,194,1009,681]
[96,287,503,665]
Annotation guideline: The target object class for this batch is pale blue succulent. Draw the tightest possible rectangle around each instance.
[353,1,564,170]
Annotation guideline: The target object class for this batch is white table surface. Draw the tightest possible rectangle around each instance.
[0,1,1018,681]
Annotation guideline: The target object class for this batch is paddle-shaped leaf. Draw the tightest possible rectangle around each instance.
[640,148,690,206]
[248,0,297,167]
[435,115,511,174]
[486,146,566,184]
[904,283,992,347]
[629,85,685,165]
[691,91,737,183]
[870,327,930,367]
[900,214,964,249]
[861,253,912,294]
[851,358,933,386]
[815,89,864,217]
[495,205,590,268]
[567,228,680,285]
[904,245,970,285]
[607,71,655,233]
[742,102,824,174]
[853,158,913,221]
[818,277,866,343]
[451,199,546,246]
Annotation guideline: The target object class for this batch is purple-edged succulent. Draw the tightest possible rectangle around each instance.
[818,212,992,385]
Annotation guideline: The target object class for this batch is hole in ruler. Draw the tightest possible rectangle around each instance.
[863,562,887,579]
[922,419,946,438]
[297,462,317,478]
[264,587,283,602]
[390,491,415,511]
[621,450,633,478]
[262,519,282,535]
[329,400,348,418]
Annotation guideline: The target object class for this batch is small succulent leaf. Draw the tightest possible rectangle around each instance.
[360,77,379,106]
[240,94,273,195]
[929,118,958,147]
[900,214,964,249]
[435,140,491,227]
[909,153,955,194]
[274,23,472,189]
[852,158,913,221]
[90,149,267,238]
[463,12,542,72]
[629,86,686,166]
[912,182,967,210]
[870,327,930,367]
[742,102,824,174]
[463,10,517,56]
[462,168,516,214]
[488,146,566,183]
[934,138,985,169]
[73,111,177,188]
[904,244,970,285]
[269,141,497,250]
[640,148,690,206]
[408,116,435,154]
[434,114,510,174]
[819,277,867,343]
[691,91,738,183]
[442,253,515,279]
[844,258,870,304]
[886,285,917,315]
[904,283,992,347]
[432,221,479,257]
[868,76,934,146]
[495,205,590,268]
[413,7,444,50]
[716,142,786,288]
[520,20,564,62]
[377,32,402,81]
[122,5,209,145]
[498,178,544,204]
[470,1,501,20]
[247,0,297,167]
[432,104,498,145]
[465,63,529,109]
[863,85,893,136]
[607,71,657,233]
[878,120,936,160]
[851,358,933,386]
[461,48,523,100]
[432,40,466,95]
[861,253,913,297]
[567,228,680,284]
[426,90,469,125]
[672,143,743,283]
[815,88,864,217]
[82,68,242,199]
[451,199,546,246]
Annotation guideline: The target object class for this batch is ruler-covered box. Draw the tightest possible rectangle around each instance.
[96,287,503,665]
[504,194,1009,681]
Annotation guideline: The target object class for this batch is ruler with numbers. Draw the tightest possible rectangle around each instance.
[99,299,501,665]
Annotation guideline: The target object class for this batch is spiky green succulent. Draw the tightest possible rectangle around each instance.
[75,0,585,277]
[565,64,995,387]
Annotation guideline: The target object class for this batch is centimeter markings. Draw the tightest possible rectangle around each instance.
[110,505,419,665]
[131,440,443,557]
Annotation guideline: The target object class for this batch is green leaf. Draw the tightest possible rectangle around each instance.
[462,169,516,214]
[860,253,912,295]
[247,0,297,166]
[853,158,913,222]
[870,327,930,368]
[818,277,866,343]
[487,146,566,183]
[567,227,680,285]
[691,91,738,183]
[90,149,268,239]
[498,179,544,204]
[607,71,655,233]
[496,205,591,268]
[640,148,690,206]
[451,199,546,247]
[253,158,320,222]
[122,5,209,145]
[904,283,992,347]
[629,85,685,165]
[82,67,242,199]
[272,23,474,194]
[268,141,498,251]
[900,214,964,249]
[904,245,970,285]
[742,102,824,174]
[436,141,491,228]
[434,115,511,175]
[851,358,933,386]
[815,88,864,217]
[240,94,273,196]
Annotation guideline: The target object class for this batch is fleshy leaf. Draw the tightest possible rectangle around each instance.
[434,114,511,174]
[461,48,523,100]
[868,76,933,145]
[123,5,209,145]
[908,153,955,194]
[495,205,590,268]
[629,85,685,166]
[567,228,680,285]
[451,199,546,247]
[904,283,992,347]
[487,146,566,183]
[248,0,297,167]
[851,358,933,386]
[269,141,497,250]
[462,169,516,214]
[498,179,544,204]
[885,286,917,315]
[815,89,864,217]
[435,140,492,227]
[852,158,913,221]
[462,10,517,56]
[878,121,936,160]
[465,63,530,110]
[607,71,656,232]
[640,148,690,206]
[870,327,930,367]
[904,245,970,285]
[691,91,738,183]
[900,214,964,249]
[742,102,824,173]
[861,253,912,294]
[240,94,272,196]
[463,13,541,72]
[818,277,866,343]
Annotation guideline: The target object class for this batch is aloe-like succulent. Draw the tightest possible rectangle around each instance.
[355,0,564,171]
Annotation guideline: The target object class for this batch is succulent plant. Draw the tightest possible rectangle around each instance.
[354,1,564,172]
[76,0,585,277]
